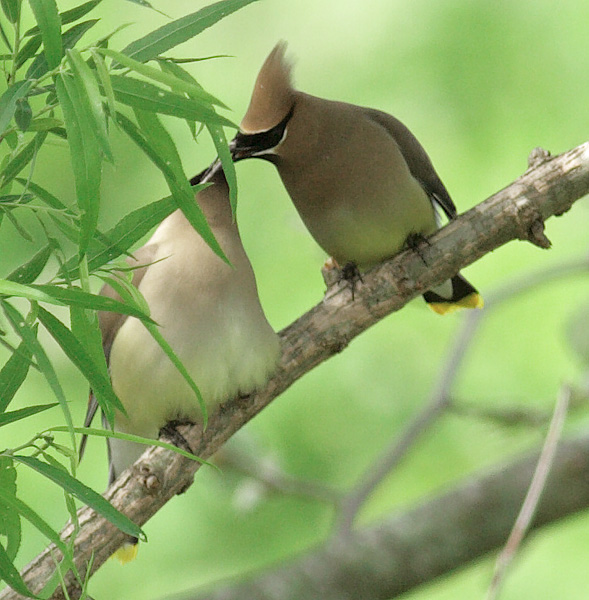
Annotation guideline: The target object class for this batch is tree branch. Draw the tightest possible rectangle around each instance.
[182,432,589,600]
[2,142,588,600]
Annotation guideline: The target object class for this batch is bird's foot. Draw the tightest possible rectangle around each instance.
[340,261,363,301]
[405,233,430,265]
[159,420,195,455]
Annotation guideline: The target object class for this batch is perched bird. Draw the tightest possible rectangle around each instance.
[82,169,280,561]
[228,42,482,314]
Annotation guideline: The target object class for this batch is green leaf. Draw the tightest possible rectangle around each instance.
[120,0,259,65]
[14,35,42,70]
[0,403,58,426]
[0,20,12,52]
[26,117,64,132]
[0,132,47,188]
[207,122,237,214]
[61,194,177,279]
[90,48,115,119]
[0,340,34,413]
[28,0,62,69]
[15,178,66,210]
[14,98,32,131]
[66,48,113,162]
[98,47,226,108]
[7,244,52,285]
[12,455,144,540]
[0,484,70,559]
[0,80,32,135]
[69,305,111,415]
[25,0,102,36]
[0,457,20,561]
[0,278,63,304]
[0,541,39,598]
[1,303,75,448]
[30,284,153,321]
[55,72,102,257]
[35,306,125,416]
[1,0,20,24]
[108,75,235,127]
[51,425,213,466]
[116,111,228,263]
[26,19,98,80]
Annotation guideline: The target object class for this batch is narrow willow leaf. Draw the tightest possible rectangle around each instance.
[116,111,228,263]
[98,47,226,108]
[2,303,74,447]
[14,98,32,131]
[0,485,70,559]
[1,0,20,24]
[51,425,213,466]
[120,0,259,65]
[90,49,115,119]
[0,80,32,135]
[1,132,47,188]
[0,21,11,52]
[28,0,62,69]
[55,72,101,257]
[0,403,58,426]
[26,19,98,80]
[61,194,177,279]
[156,58,197,137]
[15,178,67,210]
[6,244,52,284]
[0,278,63,304]
[3,209,34,241]
[14,35,42,69]
[36,306,125,415]
[109,75,235,127]
[12,455,144,540]
[0,340,34,413]
[30,284,153,321]
[66,48,113,162]
[0,457,20,561]
[0,193,35,204]
[207,122,237,214]
[25,0,102,36]
[0,541,39,598]
[27,117,64,132]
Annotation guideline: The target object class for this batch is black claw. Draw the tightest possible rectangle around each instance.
[340,262,363,301]
[159,420,195,455]
[405,232,430,265]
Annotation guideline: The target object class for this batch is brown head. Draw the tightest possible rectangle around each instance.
[231,42,297,161]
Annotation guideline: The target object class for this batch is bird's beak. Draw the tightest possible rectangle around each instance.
[230,133,262,162]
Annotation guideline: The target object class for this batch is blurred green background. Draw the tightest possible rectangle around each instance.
[2,0,589,598]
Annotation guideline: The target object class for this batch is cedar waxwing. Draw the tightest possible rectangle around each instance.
[228,42,482,314]
[81,169,280,561]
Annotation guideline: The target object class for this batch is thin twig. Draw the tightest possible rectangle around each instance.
[485,385,570,600]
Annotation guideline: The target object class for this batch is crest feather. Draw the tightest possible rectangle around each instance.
[240,41,295,134]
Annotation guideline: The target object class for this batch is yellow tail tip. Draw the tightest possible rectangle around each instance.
[429,293,484,315]
[112,542,139,565]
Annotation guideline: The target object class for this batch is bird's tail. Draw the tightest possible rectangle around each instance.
[423,274,483,315]
[112,537,139,565]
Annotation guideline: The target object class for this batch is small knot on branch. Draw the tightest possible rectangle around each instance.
[138,464,161,493]
[528,219,552,249]
[527,147,552,170]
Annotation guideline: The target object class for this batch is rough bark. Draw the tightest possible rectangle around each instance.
[1,142,588,600]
